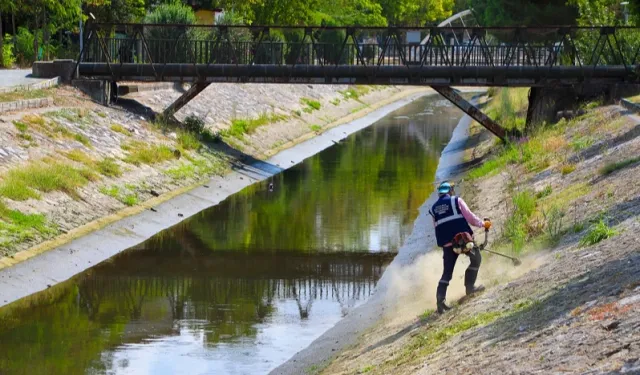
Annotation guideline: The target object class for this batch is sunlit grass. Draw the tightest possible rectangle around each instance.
[123,143,175,166]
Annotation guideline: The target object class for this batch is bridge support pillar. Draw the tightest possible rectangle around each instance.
[431,86,506,141]
[525,87,576,130]
[163,81,210,118]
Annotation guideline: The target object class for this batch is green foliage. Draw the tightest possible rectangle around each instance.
[183,115,205,134]
[486,88,529,133]
[99,185,138,206]
[84,0,146,23]
[579,220,617,246]
[13,121,28,133]
[330,98,340,106]
[504,190,536,253]
[471,0,578,26]
[123,143,176,166]
[310,124,322,132]
[378,0,454,25]
[535,185,553,199]
[13,27,35,65]
[96,158,122,178]
[301,98,321,111]
[571,136,594,151]
[225,113,288,138]
[110,124,132,136]
[599,156,640,176]
[419,309,435,320]
[561,163,576,175]
[73,133,92,148]
[144,0,197,62]
[177,131,201,151]
[0,206,57,253]
[1,35,15,68]
[542,205,564,243]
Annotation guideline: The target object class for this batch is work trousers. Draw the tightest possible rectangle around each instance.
[436,245,482,300]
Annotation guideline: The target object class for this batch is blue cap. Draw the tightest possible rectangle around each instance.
[438,182,452,194]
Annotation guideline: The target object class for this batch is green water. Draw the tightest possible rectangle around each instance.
[0,95,462,375]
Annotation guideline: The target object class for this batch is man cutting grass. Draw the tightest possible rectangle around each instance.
[430,181,492,314]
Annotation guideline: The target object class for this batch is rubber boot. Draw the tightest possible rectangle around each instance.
[437,297,451,314]
[465,284,485,296]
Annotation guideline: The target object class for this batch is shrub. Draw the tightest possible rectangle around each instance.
[579,220,617,246]
[2,36,16,68]
[14,27,37,65]
[183,115,205,134]
[144,0,197,63]
[535,185,553,199]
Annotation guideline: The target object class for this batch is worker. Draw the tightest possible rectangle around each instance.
[430,181,492,314]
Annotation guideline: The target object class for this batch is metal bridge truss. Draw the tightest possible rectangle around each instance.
[78,24,640,87]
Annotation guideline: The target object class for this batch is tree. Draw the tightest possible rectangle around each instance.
[143,0,197,62]
[467,0,579,26]
[378,0,455,26]
[83,0,146,23]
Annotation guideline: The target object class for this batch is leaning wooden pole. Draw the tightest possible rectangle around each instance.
[163,81,211,118]
[431,86,506,141]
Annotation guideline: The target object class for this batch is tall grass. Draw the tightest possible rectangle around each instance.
[486,88,529,133]
[580,220,617,246]
[504,190,537,253]
[0,161,97,201]
[123,143,176,166]
[225,112,288,138]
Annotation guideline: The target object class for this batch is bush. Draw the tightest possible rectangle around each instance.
[2,35,16,68]
[14,28,37,65]
[144,0,197,63]
[183,115,205,134]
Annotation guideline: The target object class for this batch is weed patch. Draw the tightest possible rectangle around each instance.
[225,112,287,138]
[504,190,537,253]
[0,207,57,254]
[330,98,340,106]
[45,108,92,126]
[73,133,92,148]
[535,185,553,199]
[580,220,618,246]
[561,163,576,175]
[110,124,132,136]
[96,158,122,178]
[310,124,322,132]
[99,185,138,206]
[599,156,640,176]
[123,143,175,166]
[301,98,321,111]
[0,88,49,103]
[177,131,201,151]
[0,161,97,200]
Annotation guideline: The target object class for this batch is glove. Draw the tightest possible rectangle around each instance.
[483,220,492,230]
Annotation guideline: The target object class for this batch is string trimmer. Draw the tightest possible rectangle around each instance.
[452,219,522,266]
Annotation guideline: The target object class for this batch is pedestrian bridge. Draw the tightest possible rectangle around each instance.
[78,24,640,87]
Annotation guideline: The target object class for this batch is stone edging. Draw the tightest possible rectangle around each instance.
[0,97,54,113]
[621,98,640,113]
[0,76,61,94]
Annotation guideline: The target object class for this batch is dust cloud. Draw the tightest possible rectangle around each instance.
[382,248,547,324]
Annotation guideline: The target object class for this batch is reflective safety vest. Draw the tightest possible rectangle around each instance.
[431,195,473,247]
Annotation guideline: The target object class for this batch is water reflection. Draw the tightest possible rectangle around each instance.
[0,95,463,375]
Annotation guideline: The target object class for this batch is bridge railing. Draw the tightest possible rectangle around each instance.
[81,24,640,68]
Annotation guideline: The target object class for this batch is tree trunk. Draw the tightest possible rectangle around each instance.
[33,15,39,63]
[1,10,4,68]
[43,8,50,60]
[11,11,15,36]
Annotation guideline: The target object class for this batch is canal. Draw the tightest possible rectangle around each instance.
[0,94,464,375]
